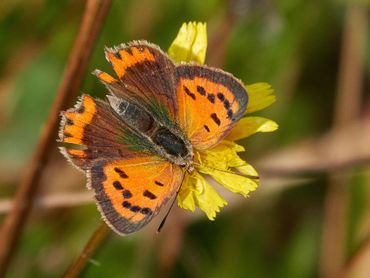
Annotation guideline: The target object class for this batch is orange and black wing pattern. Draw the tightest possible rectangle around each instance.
[175,64,248,150]
[59,41,249,235]
[89,156,184,234]
[94,41,178,127]
[59,95,184,234]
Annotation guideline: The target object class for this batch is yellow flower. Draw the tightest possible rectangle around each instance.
[168,22,207,64]
[169,22,278,220]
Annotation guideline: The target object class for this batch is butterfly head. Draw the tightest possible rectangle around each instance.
[185,161,195,173]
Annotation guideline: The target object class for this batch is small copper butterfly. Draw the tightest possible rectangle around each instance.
[58,41,248,235]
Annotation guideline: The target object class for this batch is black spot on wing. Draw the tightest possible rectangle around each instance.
[125,47,133,55]
[210,113,221,126]
[204,125,210,132]
[113,181,123,190]
[66,118,74,125]
[197,85,206,96]
[227,109,234,119]
[207,93,215,103]
[130,205,141,212]
[155,180,164,187]
[183,85,196,100]
[113,51,122,59]
[122,201,131,208]
[141,207,153,215]
[217,92,225,101]
[143,190,157,200]
[114,167,129,178]
[122,190,132,199]
[223,99,230,109]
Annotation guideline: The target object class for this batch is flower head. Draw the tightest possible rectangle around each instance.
[169,22,278,220]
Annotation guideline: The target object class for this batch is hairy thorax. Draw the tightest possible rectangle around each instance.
[108,95,193,170]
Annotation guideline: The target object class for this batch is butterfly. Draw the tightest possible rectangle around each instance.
[58,41,248,235]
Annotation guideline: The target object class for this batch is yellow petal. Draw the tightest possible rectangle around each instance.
[200,166,258,197]
[196,141,245,171]
[177,174,196,212]
[200,141,259,176]
[236,163,259,177]
[178,171,227,220]
[195,140,259,197]
[168,22,207,64]
[226,116,278,141]
[245,83,276,114]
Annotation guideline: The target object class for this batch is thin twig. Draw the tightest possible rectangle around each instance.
[64,222,111,278]
[0,192,94,214]
[256,118,370,176]
[0,0,112,275]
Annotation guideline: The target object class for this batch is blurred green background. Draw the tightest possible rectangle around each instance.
[0,0,369,277]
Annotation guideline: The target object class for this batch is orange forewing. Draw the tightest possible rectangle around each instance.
[176,65,248,150]
[89,156,184,234]
[105,46,156,78]
[95,71,118,84]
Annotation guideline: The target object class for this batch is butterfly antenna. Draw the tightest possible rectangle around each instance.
[157,193,178,233]
[192,162,260,180]
[157,174,185,233]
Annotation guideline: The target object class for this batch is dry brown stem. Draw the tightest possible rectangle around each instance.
[64,222,111,278]
[0,0,112,275]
